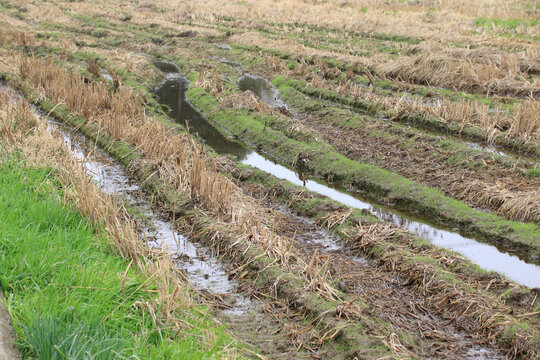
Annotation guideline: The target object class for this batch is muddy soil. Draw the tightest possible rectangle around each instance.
[263,202,504,359]
[0,291,20,360]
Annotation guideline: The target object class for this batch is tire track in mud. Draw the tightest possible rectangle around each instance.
[24,85,501,359]
[226,74,540,281]
[8,50,536,355]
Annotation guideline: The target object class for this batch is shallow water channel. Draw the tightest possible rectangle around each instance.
[154,68,540,288]
[43,113,251,314]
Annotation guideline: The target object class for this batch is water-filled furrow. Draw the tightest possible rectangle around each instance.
[154,64,248,159]
[153,70,540,288]
[238,74,288,109]
[44,115,251,314]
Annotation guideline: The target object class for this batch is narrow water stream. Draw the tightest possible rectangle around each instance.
[44,115,251,314]
[154,69,540,288]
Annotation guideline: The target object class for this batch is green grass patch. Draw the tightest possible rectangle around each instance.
[0,156,236,359]
[474,17,539,30]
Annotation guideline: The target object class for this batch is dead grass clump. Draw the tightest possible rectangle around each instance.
[302,250,339,300]
[19,56,145,119]
[265,55,287,72]
[455,181,540,224]
[378,53,540,97]
[217,91,268,113]
[408,42,540,77]
[86,58,103,79]
[217,91,297,125]
[193,68,223,96]
[509,99,540,141]
[0,28,34,46]
[0,90,37,145]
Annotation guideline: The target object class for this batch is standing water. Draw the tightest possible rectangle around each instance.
[238,74,288,108]
[45,114,250,313]
[153,68,540,288]
[154,62,248,159]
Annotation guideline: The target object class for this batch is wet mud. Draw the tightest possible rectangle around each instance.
[263,202,504,359]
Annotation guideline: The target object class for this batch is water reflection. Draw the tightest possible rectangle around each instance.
[154,72,248,159]
[238,74,288,108]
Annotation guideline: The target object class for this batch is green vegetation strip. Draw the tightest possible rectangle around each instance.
[185,84,540,263]
[0,157,233,359]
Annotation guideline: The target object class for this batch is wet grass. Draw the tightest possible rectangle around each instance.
[0,157,236,359]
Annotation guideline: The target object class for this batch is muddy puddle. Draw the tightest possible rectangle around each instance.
[154,64,248,159]
[238,74,288,109]
[43,114,251,314]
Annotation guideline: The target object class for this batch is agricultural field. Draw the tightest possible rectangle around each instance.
[0,0,539,359]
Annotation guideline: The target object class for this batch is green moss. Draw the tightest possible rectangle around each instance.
[526,168,540,178]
